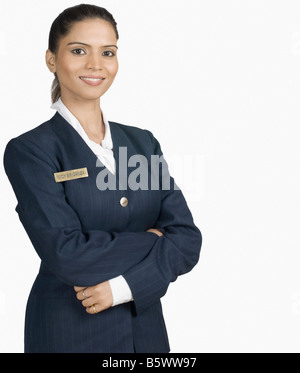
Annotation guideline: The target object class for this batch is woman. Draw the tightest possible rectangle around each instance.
[4,4,202,353]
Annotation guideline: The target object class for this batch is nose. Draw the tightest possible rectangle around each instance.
[86,52,103,70]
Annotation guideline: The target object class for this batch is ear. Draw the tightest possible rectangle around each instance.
[45,49,57,73]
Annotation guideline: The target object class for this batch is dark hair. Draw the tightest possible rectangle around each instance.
[48,4,119,103]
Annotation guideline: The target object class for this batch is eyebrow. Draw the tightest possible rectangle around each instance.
[67,42,118,49]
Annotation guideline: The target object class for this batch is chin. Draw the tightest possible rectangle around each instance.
[80,87,110,101]
[73,91,104,102]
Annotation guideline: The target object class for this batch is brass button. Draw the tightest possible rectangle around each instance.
[120,197,128,207]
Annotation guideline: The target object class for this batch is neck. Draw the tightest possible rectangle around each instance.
[60,95,105,144]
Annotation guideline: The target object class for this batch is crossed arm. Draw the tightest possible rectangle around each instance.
[74,228,163,314]
[4,135,201,315]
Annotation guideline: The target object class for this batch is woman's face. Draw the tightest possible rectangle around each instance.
[46,19,119,102]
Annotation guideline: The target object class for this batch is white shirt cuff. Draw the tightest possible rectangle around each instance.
[109,275,133,307]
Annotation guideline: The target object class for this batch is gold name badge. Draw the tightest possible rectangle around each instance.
[54,167,89,183]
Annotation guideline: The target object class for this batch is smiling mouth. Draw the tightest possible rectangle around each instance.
[80,77,105,82]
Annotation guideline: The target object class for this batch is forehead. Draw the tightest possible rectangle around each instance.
[61,19,117,46]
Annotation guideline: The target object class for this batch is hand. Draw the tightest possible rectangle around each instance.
[147,228,164,237]
[74,281,113,315]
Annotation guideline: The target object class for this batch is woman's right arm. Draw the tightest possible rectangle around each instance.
[3,137,158,287]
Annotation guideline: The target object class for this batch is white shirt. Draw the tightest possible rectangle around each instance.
[51,98,115,174]
[51,98,132,306]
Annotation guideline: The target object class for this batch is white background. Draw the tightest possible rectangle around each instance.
[0,0,300,353]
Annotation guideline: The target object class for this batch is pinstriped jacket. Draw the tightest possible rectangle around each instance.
[3,112,202,353]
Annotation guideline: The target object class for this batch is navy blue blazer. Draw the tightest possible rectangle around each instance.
[4,112,202,353]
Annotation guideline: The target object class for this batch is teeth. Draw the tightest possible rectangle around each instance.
[80,77,103,81]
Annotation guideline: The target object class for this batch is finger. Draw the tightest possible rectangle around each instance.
[84,296,112,312]
[86,304,100,315]
[82,296,97,308]
[76,287,90,301]
[74,286,85,292]
[146,228,163,237]
[86,303,107,314]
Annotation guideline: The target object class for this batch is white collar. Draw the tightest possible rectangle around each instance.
[51,97,113,151]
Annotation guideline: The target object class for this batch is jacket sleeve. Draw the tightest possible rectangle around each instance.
[123,132,202,314]
[3,136,158,287]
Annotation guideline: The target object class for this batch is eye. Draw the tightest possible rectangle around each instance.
[71,48,86,55]
[102,50,115,57]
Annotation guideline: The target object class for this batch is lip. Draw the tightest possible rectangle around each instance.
[79,76,106,86]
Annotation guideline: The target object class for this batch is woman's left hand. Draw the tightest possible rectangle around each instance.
[74,281,113,314]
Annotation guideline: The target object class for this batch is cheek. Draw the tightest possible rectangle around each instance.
[56,56,79,79]
[108,60,119,78]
